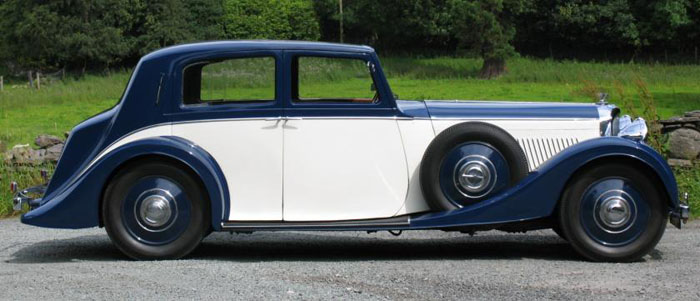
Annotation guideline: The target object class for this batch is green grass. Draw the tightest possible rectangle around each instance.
[0,72,131,147]
[380,57,700,118]
[1,57,699,217]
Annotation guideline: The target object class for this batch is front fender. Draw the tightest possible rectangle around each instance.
[22,136,230,230]
[411,137,678,228]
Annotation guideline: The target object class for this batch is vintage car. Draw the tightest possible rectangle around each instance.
[12,41,689,261]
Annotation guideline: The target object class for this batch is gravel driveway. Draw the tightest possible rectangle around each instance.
[1,218,699,300]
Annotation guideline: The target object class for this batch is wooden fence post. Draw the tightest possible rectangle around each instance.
[28,70,33,89]
[0,76,3,92]
[36,72,41,90]
[339,0,343,43]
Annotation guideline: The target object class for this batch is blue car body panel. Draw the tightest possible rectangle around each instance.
[22,41,680,231]
[23,136,230,230]
[410,137,678,229]
[424,100,600,119]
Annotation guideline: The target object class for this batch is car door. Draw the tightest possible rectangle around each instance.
[169,52,284,221]
[282,52,408,221]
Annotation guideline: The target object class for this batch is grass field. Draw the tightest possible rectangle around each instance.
[1,56,698,217]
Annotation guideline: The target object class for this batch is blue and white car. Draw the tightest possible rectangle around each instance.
[13,41,689,261]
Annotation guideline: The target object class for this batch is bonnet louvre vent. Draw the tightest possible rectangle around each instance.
[517,137,580,171]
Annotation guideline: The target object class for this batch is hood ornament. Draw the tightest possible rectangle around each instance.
[597,92,609,105]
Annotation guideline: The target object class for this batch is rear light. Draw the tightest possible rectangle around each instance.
[10,181,17,194]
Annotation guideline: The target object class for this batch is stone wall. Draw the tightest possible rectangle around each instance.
[661,111,700,167]
[3,134,64,165]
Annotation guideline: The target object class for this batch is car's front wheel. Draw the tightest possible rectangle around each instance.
[558,162,667,262]
[103,159,210,260]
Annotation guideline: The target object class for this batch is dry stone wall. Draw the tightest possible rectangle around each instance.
[661,110,700,167]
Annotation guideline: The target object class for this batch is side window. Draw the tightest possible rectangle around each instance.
[183,56,275,105]
[292,56,379,104]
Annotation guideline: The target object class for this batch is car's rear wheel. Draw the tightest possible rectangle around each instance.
[558,163,667,262]
[420,122,529,210]
[103,159,210,260]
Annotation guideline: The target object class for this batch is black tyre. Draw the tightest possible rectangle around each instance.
[558,163,667,262]
[420,122,529,210]
[552,226,567,241]
[103,160,210,260]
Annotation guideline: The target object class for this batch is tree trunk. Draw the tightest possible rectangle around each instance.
[479,58,506,79]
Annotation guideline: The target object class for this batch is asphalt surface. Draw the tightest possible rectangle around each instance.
[1,218,699,300]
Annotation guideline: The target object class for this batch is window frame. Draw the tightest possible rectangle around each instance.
[164,50,283,122]
[283,51,395,112]
[291,55,379,105]
[181,55,278,107]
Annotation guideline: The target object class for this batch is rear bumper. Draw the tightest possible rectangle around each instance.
[12,185,46,211]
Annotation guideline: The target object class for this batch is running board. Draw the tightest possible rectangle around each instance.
[221,216,410,231]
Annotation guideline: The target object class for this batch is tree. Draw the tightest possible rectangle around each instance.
[125,0,194,57]
[313,0,452,51]
[0,0,226,72]
[449,0,528,78]
[514,0,696,61]
[0,0,131,71]
[635,0,693,58]
[552,1,641,55]
[185,0,226,41]
[222,0,320,40]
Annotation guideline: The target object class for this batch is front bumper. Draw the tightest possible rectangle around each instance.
[12,185,46,211]
[670,192,691,229]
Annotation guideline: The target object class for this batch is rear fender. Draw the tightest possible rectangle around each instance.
[22,136,229,230]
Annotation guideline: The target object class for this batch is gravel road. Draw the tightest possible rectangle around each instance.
[1,218,699,300]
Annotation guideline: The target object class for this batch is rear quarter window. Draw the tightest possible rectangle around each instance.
[182,56,275,105]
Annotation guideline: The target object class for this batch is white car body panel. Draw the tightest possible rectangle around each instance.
[282,119,408,221]
[85,115,600,222]
[393,119,435,215]
[173,120,284,221]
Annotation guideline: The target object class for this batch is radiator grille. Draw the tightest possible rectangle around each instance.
[517,137,580,171]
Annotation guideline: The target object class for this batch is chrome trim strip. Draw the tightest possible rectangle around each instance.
[429,117,598,121]
[221,216,410,231]
[425,99,599,106]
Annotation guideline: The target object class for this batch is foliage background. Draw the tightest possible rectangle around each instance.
[1,0,700,73]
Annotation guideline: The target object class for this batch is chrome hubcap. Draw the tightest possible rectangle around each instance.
[598,196,631,228]
[453,155,497,199]
[458,162,491,193]
[592,189,637,234]
[139,195,172,227]
[134,188,178,232]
